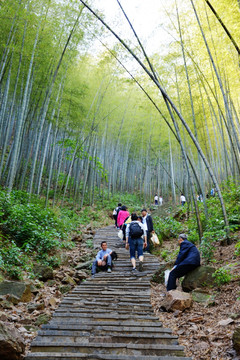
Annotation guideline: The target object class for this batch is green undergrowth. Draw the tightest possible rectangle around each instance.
[0,188,142,280]
[152,181,240,268]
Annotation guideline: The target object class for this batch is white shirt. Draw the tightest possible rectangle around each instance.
[180,195,186,202]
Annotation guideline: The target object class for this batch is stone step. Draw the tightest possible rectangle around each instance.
[55,307,155,316]
[47,320,163,328]
[26,354,191,360]
[36,331,178,344]
[60,296,151,304]
[70,290,151,296]
[57,305,155,314]
[28,342,186,356]
[41,324,170,334]
[59,301,153,310]
[53,312,158,321]
[55,308,155,316]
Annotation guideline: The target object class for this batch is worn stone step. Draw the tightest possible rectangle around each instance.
[70,290,151,297]
[59,301,153,311]
[26,354,191,360]
[55,307,155,316]
[28,342,186,356]
[47,320,163,329]
[32,334,178,346]
[67,291,151,297]
[60,296,151,304]
[58,305,155,315]
[53,312,158,321]
[41,323,170,334]
[36,331,178,344]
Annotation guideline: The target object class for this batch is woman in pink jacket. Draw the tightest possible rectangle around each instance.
[117,205,130,229]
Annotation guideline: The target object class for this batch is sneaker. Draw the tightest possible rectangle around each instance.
[131,267,137,272]
[91,274,95,278]
[107,267,112,273]
[139,261,143,272]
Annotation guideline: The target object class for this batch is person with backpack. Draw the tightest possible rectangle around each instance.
[125,213,147,272]
[141,208,154,252]
[113,203,122,228]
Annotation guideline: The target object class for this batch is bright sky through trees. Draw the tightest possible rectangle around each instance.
[91,0,174,57]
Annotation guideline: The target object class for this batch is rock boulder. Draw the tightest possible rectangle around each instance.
[0,281,32,302]
[0,321,25,360]
[163,290,193,312]
[233,326,240,354]
[33,265,53,281]
[182,266,215,292]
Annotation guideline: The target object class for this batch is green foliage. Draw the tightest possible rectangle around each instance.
[190,183,240,261]
[213,267,232,286]
[0,189,75,278]
[85,239,93,249]
[153,216,182,241]
[199,237,215,264]
[235,241,240,256]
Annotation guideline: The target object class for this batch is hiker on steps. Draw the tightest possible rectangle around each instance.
[166,233,200,291]
[91,241,112,278]
[117,205,130,230]
[141,208,154,253]
[113,203,122,228]
[125,213,147,272]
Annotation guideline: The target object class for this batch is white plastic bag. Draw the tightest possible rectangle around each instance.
[117,229,123,240]
[164,269,170,286]
[151,233,160,245]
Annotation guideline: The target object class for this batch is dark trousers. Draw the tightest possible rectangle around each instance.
[113,214,117,227]
[167,264,198,291]
[91,255,112,275]
[143,231,151,253]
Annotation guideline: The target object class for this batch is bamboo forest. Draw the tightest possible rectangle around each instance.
[0,0,240,359]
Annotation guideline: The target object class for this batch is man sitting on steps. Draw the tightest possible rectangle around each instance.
[91,241,112,278]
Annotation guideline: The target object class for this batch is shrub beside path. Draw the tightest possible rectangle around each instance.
[26,225,191,360]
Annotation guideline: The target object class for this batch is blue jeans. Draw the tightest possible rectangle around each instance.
[129,238,144,259]
[91,255,112,275]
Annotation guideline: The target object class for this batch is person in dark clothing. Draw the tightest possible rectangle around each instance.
[113,203,122,228]
[141,208,154,252]
[167,233,200,291]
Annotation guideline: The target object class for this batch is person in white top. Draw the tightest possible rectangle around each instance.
[159,196,163,206]
[180,193,186,206]
[154,194,158,205]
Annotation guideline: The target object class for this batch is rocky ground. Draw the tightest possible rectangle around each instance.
[0,225,98,359]
[151,241,240,360]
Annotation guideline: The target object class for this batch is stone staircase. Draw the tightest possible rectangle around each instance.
[26,226,191,360]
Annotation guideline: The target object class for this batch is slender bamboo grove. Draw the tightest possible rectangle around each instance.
[0,0,239,237]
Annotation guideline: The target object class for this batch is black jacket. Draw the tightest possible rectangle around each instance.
[146,214,153,232]
[175,240,200,267]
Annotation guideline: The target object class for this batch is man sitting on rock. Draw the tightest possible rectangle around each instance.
[91,241,112,278]
[167,233,200,291]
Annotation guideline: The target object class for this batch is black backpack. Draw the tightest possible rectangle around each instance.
[129,222,143,239]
